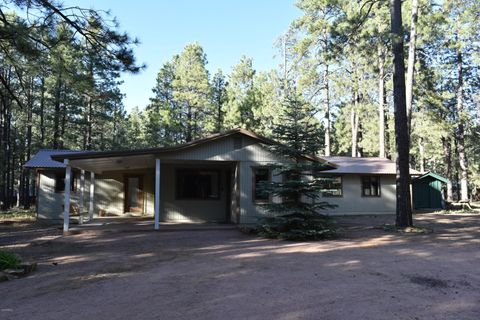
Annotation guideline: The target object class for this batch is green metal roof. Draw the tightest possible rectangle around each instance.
[413,171,449,184]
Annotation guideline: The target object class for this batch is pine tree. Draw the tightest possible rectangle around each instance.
[256,92,336,240]
[211,70,228,133]
[223,56,258,130]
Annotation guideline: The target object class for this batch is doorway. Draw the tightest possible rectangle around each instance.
[124,175,144,213]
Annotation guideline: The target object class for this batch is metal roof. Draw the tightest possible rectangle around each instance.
[50,128,337,166]
[320,156,422,175]
[24,150,87,169]
[412,171,449,183]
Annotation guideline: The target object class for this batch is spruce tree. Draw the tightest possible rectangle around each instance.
[257,92,336,240]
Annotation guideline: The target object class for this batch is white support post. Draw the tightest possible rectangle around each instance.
[89,171,95,220]
[63,159,71,233]
[154,158,160,230]
[79,170,85,224]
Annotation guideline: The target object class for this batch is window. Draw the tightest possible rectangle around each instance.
[362,176,381,197]
[176,169,220,200]
[321,176,343,197]
[253,167,270,203]
[54,172,76,193]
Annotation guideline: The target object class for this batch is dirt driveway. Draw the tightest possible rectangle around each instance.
[1,213,479,320]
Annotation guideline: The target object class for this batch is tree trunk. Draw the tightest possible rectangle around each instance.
[0,73,6,210]
[24,77,33,208]
[60,84,67,149]
[418,137,425,173]
[405,0,418,135]
[455,49,469,201]
[86,96,93,150]
[52,75,62,149]
[324,66,331,156]
[442,137,453,202]
[390,0,413,227]
[351,89,359,157]
[186,105,193,142]
[378,48,386,158]
[39,77,46,146]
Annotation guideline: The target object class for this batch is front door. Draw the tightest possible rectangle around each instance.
[124,175,144,213]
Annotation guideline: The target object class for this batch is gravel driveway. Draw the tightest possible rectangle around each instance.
[1,213,479,320]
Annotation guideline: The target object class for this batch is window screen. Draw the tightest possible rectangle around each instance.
[253,167,270,203]
[362,176,381,197]
[321,176,343,197]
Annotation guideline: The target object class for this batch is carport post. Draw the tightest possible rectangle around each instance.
[63,159,71,232]
[89,172,95,220]
[154,158,160,230]
[79,170,85,224]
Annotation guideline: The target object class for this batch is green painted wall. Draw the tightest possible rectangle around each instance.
[413,177,444,209]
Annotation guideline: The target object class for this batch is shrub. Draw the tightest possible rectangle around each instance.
[257,215,337,241]
[0,251,21,270]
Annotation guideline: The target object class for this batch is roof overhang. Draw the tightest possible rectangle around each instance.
[49,128,338,172]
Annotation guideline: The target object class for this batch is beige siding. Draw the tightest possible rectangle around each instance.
[159,136,287,223]
[38,135,397,223]
[160,137,285,162]
[318,174,396,215]
[159,164,230,222]
[94,170,154,217]
[37,170,91,220]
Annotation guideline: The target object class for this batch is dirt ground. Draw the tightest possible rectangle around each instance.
[1,213,479,320]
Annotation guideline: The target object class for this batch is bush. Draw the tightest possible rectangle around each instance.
[0,251,21,270]
[257,215,337,241]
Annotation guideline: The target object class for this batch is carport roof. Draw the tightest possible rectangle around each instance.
[24,150,89,169]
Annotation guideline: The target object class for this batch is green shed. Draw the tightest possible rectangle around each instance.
[412,172,449,210]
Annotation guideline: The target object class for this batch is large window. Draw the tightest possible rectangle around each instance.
[321,176,343,197]
[176,169,220,200]
[362,176,381,197]
[253,167,271,203]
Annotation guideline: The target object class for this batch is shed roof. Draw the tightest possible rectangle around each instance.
[412,171,449,183]
[320,156,422,175]
[24,150,87,169]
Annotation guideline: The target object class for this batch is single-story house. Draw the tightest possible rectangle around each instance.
[24,129,421,231]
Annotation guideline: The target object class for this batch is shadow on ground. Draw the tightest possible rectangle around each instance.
[1,213,479,320]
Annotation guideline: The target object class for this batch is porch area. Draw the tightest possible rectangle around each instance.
[60,153,239,232]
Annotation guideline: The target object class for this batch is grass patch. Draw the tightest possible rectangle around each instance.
[382,224,433,234]
[0,208,36,223]
[0,251,21,270]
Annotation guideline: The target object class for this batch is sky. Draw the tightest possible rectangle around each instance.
[65,0,302,112]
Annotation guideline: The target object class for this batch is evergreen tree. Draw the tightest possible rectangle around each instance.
[211,70,228,133]
[173,43,212,141]
[224,56,258,130]
[256,92,336,240]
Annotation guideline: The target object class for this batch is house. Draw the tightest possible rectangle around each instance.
[24,129,420,232]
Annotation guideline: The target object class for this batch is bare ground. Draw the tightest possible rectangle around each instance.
[1,213,479,320]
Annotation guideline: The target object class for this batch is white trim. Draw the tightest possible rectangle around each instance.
[89,172,95,220]
[154,158,161,230]
[79,170,85,224]
[63,159,71,232]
